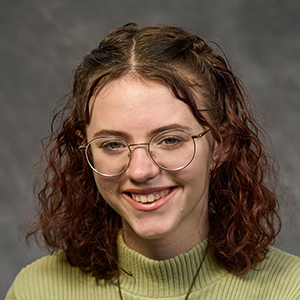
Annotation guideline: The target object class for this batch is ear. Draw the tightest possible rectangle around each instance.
[211,138,231,171]
[76,130,85,145]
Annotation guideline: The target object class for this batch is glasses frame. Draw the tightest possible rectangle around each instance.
[79,128,210,177]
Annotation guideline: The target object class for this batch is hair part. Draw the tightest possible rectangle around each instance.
[27,22,281,279]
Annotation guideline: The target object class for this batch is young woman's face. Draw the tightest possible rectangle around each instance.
[86,76,215,255]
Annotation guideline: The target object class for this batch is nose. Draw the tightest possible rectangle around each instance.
[125,145,160,182]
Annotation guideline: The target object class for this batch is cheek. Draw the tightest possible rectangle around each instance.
[175,152,212,194]
[174,163,210,192]
[93,175,118,201]
[184,153,212,179]
[93,176,124,216]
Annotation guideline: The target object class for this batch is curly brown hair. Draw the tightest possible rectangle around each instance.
[27,22,281,279]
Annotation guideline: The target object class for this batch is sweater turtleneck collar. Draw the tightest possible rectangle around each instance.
[114,231,228,299]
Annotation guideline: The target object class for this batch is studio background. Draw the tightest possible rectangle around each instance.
[1,0,299,298]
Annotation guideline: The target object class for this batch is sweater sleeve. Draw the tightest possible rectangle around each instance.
[5,284,17,300]
[4,252,80,300]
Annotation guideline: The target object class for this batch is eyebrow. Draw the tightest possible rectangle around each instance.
[150,123,192,134]
[92,129,131,140]
[92,123,193,140]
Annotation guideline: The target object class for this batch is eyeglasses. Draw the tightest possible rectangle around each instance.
[79,129,210,177]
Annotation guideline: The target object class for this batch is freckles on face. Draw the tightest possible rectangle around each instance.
[85,76,214,246]
[93,175,122,211]
[174,164,211,210]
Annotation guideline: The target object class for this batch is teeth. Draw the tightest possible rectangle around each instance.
[148,194,155,202]
[141,195,147,203]
[131,188,171,203]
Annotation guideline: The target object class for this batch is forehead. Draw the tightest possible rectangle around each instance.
[87,76,204,138]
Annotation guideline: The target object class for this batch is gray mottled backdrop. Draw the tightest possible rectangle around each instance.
[1,0,299,298]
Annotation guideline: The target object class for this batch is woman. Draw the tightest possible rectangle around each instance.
[6,23,300,299]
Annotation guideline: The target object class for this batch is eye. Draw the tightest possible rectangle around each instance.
[106,142,122,149]
[101,140,126,150]
[91,138,128,155]
[162,137,181,145]
[156,135,184,149]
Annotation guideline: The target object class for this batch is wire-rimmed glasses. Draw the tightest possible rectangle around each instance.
[79,129,210,177]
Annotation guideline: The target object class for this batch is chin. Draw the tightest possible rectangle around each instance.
[125,219,177,241]
[136,229,168,240]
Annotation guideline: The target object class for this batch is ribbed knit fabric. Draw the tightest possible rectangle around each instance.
[6,233,300,299]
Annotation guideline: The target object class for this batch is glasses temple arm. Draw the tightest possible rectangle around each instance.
[192,129,210,139]
[79,140,87,150]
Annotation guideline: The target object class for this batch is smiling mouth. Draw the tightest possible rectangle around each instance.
[129,188,173,203]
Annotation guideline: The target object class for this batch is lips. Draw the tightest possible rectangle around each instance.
[130,188,172,203]
[123,187,176,211]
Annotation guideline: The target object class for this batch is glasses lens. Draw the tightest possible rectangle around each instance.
[150,130,195,170]
[86,137,129,176]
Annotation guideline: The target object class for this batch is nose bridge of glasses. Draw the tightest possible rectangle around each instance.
[128,142,150,151]
[127,142,154,164]
[125,140,161,176]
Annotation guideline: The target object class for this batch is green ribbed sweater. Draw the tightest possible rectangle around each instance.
[6,234,300,299]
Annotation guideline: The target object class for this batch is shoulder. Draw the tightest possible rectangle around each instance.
[215,247,300,300]
[5,252,114,300]
[9,251,82,285]
[241,247,300,299]
[263,246,300,277]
